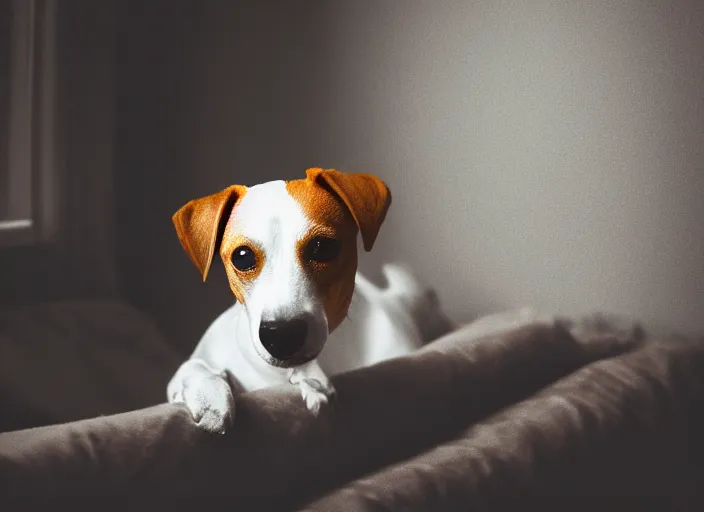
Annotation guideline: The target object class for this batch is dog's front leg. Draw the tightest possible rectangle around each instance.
[288,360,336,415]
[167,358,235,434]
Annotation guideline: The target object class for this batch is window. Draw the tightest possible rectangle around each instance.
[0,0,58,247]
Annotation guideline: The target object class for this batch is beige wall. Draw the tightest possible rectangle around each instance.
[313,0,704,335]
[116,0,704,353]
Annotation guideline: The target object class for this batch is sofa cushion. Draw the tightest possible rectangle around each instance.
[0,299,180,432]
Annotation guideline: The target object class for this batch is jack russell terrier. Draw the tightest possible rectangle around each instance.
[167,168,452,434]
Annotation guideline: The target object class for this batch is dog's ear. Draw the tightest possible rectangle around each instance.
[172,185,247,282]
[306,168,392,251]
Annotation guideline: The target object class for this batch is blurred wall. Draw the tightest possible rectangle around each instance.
[115,2,333,353]
[313,0,704,336]
[116,0,704,353]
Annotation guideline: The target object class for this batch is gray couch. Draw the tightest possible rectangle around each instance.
[0,299,702,511]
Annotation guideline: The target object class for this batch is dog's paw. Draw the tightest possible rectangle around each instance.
[298,378,336,416]
[179,374,235,435]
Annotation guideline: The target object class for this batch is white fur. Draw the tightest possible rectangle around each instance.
[231,182,329,365]
[317,267,429,375]
[167,181,452,434]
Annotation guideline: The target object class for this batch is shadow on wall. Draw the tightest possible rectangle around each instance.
[115,0,704,354]
[114,1,336,354]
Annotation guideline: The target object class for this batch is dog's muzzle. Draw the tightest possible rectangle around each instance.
[258,318,309,361]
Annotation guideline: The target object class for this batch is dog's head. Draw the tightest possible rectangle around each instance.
[172,168,391,368]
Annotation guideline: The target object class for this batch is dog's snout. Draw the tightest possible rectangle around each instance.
[259,318,308,360]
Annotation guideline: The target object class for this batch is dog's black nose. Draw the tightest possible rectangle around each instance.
[258,318,308,360]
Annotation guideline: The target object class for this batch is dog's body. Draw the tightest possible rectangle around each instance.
[316,266,454,375]
[167,168,451,433]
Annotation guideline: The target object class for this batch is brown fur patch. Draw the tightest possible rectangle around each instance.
[172,184,248,283]
[219,232,265,304]
[286,177,360,332]
[305,167,391,252]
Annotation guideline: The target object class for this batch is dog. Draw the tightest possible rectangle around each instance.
[167,168,452,434]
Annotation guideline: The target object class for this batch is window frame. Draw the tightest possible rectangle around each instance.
[0,0,59,248]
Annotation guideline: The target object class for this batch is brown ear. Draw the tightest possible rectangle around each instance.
[306,168,391,251]
[172,184,247,281]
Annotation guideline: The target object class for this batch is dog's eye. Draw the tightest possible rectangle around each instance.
[232,246,257,271]
[304,236,341,263]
